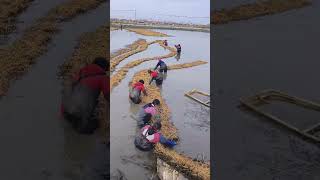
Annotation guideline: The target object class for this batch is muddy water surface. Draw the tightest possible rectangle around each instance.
[111,29,210,178]
[0,0,67,46]
[110,29,166,53]
[0,4,107,180]
[213,1,320,179]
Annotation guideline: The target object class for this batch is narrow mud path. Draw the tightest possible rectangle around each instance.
[126,28,170,37]
[0,0,34,36]
[0,3,107,179]
[110,39,149,72]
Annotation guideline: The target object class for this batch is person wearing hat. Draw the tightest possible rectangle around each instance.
[129,79,147,104]
[61,57,109,134]
[134,122,177,151]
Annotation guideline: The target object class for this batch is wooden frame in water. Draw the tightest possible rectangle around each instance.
[185,89,210,108]
[240,89,320,143]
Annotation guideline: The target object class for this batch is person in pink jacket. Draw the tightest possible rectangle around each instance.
[134,122,177,151]
[137,99,160,128]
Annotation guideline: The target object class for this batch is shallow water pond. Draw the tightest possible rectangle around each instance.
[111,29,210,178]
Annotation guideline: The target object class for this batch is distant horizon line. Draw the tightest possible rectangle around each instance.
[110,18,210,26]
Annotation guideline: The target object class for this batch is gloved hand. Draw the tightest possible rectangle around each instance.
[164,140,177,148]
[154,114,161,121]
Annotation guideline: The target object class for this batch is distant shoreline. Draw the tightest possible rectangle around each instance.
[111,19,210,33]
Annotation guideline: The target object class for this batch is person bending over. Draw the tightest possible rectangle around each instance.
[129,79,147,104]
[148,70,163,86]
[134,122,177,151]
[61,57,109,134]
[154,59,167,73]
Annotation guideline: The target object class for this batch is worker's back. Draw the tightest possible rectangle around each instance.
[62,63,108,133]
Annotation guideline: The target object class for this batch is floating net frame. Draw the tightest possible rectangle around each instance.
[185,89,210,108]
[240,89,320,143]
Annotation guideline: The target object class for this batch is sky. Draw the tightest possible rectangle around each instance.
[110,0,210,25]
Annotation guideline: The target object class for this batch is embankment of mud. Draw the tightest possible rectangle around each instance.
[212,0,311,24]
[111,19,209,33]
[130,61,210,180]
[111,39,146,59]
[126,28,170,37]
[0,0,34,35]
[111,39,149,72]
[0,0,105,96]
[113,24,210,33]
[110,41,177,90]
[59,23,109,141]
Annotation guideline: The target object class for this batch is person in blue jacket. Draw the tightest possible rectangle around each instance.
[154,59,167,73]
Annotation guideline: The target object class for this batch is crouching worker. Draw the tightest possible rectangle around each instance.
[137,99,160,127]
[134,122,177,151]
[61,57,109,134]
[154,59,167,73]
[129,80,147,104]
[148,70,163,86]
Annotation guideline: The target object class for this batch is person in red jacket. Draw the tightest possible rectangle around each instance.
[129,79,147,104]
[61,57,109,134]
[148,70,163,85]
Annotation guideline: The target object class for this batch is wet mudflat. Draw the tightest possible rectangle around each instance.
[111,29,210,178]
[213,1,320,179]
[0,0,67,46]
[214,0,259,9]
[0,3,107,180]
[110,29,166,54]
[112,43,169,75]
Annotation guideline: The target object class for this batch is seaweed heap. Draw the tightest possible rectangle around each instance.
[131,61,210,180]
[212,0,311,24]
[59,23,109,141]
[126,28,170,37]
[110,40,177,89]
[0,0,105,96]
[110,39,149,72]
[0,0,34,35]
[111,39,146,59]
[110,27,118,31]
